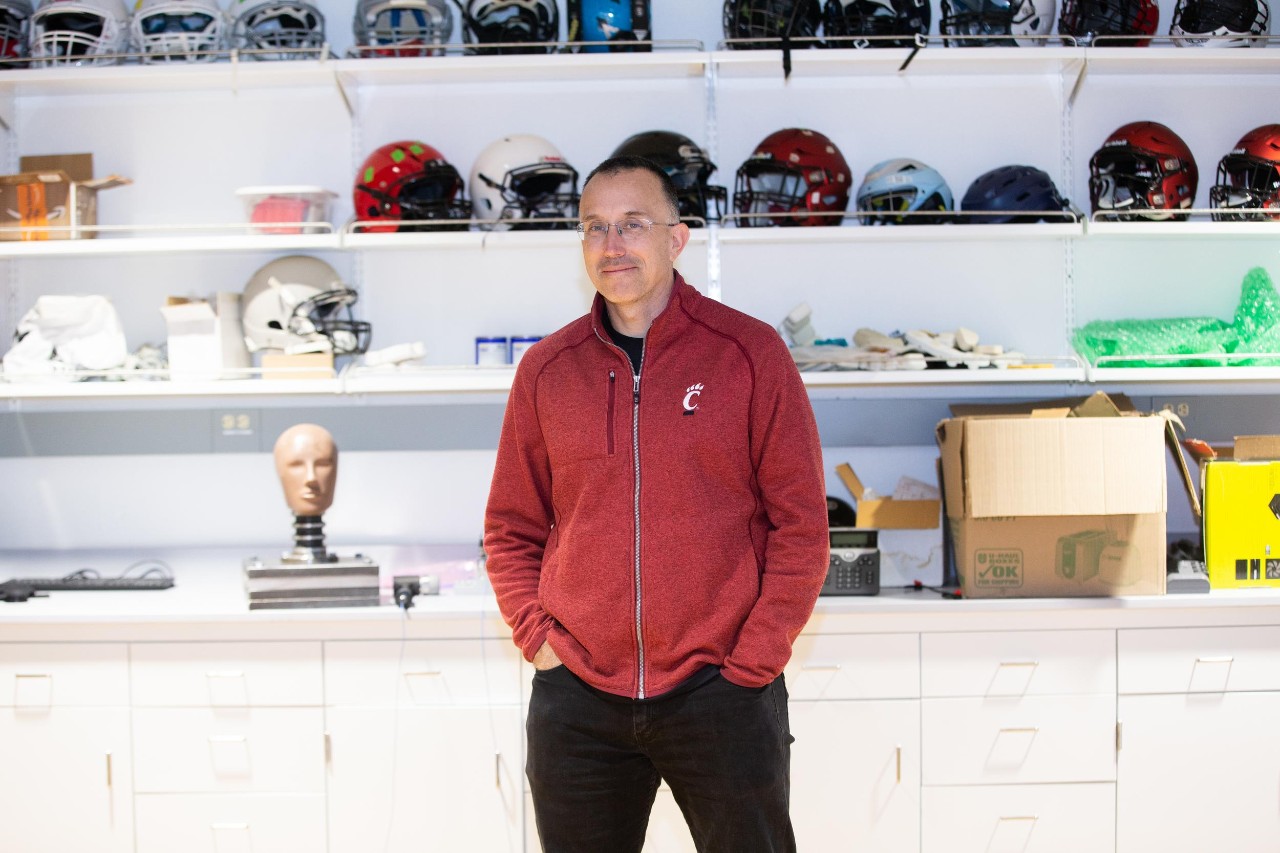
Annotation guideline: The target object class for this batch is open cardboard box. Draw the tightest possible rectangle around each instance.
[834,462,940,529]
[160,293,250,382]
[937,392,1197,598]
[0,154,130,241]
[1202,434,1280,589]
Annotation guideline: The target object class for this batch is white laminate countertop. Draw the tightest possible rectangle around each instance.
[2,545,1279,641]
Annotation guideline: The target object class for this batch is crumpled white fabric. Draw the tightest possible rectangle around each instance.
[2,295,129,381]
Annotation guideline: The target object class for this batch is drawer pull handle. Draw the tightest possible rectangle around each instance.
[325,731,332,765]
[1195,656,1233,664]
[404,670,442,677]
[208,735,247,744]
[14,673,52,679]
[997,661,1038,668]
[105,752,112,787]
[895,745,901,783]
[495,751,502,788]
[210,823,249,831]
[205,670,245,679]
[800,663,841,672]
[998,727,1040,735]
[998,815,1039,822]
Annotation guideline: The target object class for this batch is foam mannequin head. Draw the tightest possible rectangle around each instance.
[273,423,338,516]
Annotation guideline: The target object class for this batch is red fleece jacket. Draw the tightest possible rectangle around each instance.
[484,276,829,699]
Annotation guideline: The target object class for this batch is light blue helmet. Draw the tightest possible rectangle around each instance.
[575,0,646,52]
[856,158,954,225]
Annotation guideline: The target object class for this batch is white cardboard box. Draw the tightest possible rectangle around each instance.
[160,292,250,382]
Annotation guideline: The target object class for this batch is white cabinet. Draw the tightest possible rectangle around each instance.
[324,638,524,853]
[1116,627,1280,852]
[0,643,132,852]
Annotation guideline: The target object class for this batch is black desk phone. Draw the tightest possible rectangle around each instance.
[822,527,881,596]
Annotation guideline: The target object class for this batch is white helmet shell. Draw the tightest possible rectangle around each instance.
[469,133,580,231]
[131,0,226,62]
[241,255,371,355]
[30,0,131,65]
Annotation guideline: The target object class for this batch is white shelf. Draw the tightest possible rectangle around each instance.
[801,367,1085,386]
[1084,220,1280,238]
[0,233,343,257]
[0,55,342,96]
[334,49,707,87]
[1081,46,1280,76]
[711,46,1086,78]
[717,221,1082,244]
[0,377,344,399]
[1087,366,1280,384]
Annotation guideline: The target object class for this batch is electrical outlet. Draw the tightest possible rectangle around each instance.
[212,410,258,453]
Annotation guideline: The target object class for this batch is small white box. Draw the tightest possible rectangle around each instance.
[235,185,336,234]
[160,292,251,382]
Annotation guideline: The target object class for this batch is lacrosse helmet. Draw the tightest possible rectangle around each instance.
[0,0,33,60]
[940,0,1056,45]
[130,0,226,62]
[470,133,580,230]
[1058,0,1158,44]
[228,0,325,58]
[573,0,646,52]
[1169,0,1269,45]
[241,256,371,355]
[824,0,930,48]
[29,0,131,65]
[722,0,822,49]
[1210,124,1280,219]
[352,0,451,56]
[856,158,954,224]
[611,130,727,224]
[1089,121,1198,220]
[459,0,558,54]
[961,164,1071,223]
[734,127,851,227]
[354,140,471,233]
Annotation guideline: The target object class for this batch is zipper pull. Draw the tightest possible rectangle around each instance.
[633,374,640,405]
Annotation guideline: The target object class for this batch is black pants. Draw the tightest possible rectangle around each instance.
[526,665,796,853]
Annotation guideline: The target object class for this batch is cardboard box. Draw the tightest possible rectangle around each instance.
[937,394,1179,598]
[835,462,940,529]
[261,352,334,380]
[0,154,129,240]
[160,293,251,382]
[1202,435,1280,589]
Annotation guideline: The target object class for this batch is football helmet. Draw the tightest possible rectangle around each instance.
[611,130,727,224]
[722,0,822,49]
[131,0,226,62]
[940,0,1056,45]
[733,127,852,227]
[470,133,580,230]
[352,0,451,57]
[241,256,371,355]
[458,0,558,54]
[1057,0,1158,45]
[856,158,954,224]
[960,164,1071,223]
[1210,124,1280,220]
[0,0,33,60]
[29,0,131,65]
[572,0,647,52]
[353,140,471,232]
[1088,121,1198,221]
[228,0,325,59]
[1169,0,1269,46]
[824,0,930,48]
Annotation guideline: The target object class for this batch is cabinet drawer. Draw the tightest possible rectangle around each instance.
[325,639,521,706]
[922,630,1115,698]
[0,643,128,707]
[135,793,326,853]
[131,642,322,707]
[923,783,1116,853]
[1118,626,1280,694]
[133,708,324,793]
[922,695,1116,785]
[785,632,919,700]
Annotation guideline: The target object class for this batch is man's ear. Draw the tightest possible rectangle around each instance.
[669,222,691,261]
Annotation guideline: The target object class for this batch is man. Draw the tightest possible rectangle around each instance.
[483,155,829,852]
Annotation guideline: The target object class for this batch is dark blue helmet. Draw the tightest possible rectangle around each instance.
[961,164,1071,223]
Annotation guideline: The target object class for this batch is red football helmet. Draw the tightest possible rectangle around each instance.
[733,127,852,227]
[353,140,471,232]
[1211,124,1280,221]
[1088,121,1198,221]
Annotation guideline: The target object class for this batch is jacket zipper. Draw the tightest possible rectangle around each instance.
[632,368,645,698]
[607,370,616,455]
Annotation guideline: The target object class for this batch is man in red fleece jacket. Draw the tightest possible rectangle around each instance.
[484,155,829,853]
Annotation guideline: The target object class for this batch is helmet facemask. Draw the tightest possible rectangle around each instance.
[1089,148,1185,220]
[233,1,325,59]
[1210,154,1280,219]
[478,162,580,229]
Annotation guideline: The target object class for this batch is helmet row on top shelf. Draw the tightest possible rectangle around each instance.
[0,0,1271,66]
[352,123,1280,231]
[0,0,642,65]
[727,0,1271,49]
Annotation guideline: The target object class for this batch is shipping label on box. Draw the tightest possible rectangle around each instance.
[937,405,1173,598]
[0,169,129,241]
[1202,457,1280,589]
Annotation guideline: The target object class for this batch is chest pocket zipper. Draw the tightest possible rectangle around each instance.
[607,369,616,456]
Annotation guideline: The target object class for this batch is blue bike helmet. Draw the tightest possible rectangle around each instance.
[573,0,647,52]
[856,158,954,224]
[961,164,1071,223]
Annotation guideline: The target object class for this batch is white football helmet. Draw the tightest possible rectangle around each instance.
[352,0,451,57]
[0,0,33,60]
[470,133,580,231]
[228,0,322,58]
[241,256,371,355]
[131,0,226,62]
[29,0,131,65]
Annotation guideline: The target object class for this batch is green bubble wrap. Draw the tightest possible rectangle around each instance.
[1073,266,1280,368]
